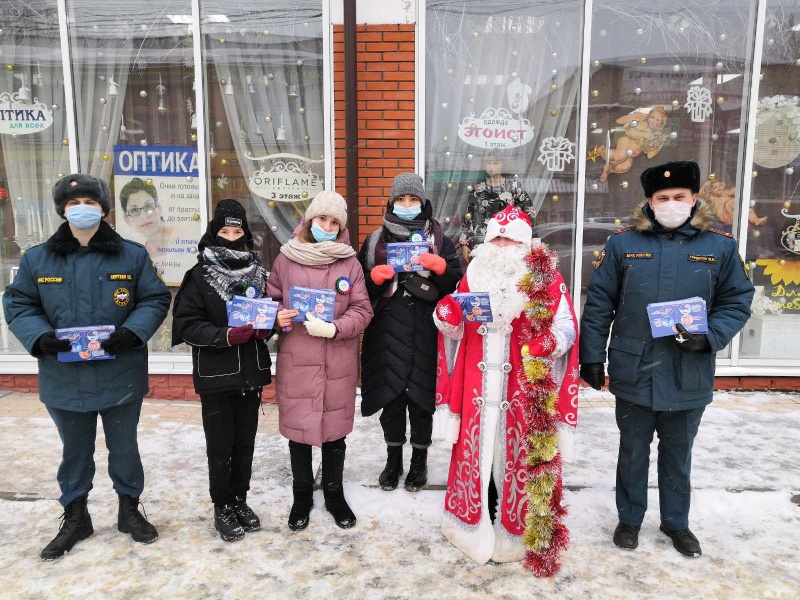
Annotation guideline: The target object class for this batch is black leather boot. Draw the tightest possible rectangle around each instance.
[214,503,245,542]
[40,496,94,561]
[233,496,260,532]
[660,524,702,557]
[378,446,403,491]
[288,441,314,531]
[117,494,158,544]
[322,438,356,529]
[404,448,428,492]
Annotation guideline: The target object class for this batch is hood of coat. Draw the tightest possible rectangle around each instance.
[46,220,124,255]
[631,199,716,234]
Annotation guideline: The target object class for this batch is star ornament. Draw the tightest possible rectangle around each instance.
[587,146,602,162]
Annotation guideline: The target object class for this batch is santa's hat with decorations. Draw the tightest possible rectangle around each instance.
[483,205,532,245]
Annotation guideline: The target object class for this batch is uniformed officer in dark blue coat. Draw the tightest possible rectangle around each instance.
[3,173,171,561]
[579,161,754,557]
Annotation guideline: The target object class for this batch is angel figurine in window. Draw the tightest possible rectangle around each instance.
[598,107,669,182]
[699,179,768,227]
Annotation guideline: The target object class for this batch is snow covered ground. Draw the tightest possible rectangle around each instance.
[0,390,798,599]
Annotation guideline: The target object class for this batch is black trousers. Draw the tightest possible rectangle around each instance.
[615,397,705,530]
[200,390,261,505]
[379,393,433,449]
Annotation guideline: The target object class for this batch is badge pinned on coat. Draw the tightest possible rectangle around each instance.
[114,287,130,307]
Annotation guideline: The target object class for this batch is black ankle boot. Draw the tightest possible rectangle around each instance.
[288,441,314,531]
[322,438,356,529]
[214,503,245,542]
[379,446,403,491]
[40,496,94,561]
[117,494,158,544]
[404,448,428,492]
[233,496,260,532]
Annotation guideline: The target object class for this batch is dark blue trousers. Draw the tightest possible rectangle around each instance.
[46,399,145,507]
[615,398,705,530]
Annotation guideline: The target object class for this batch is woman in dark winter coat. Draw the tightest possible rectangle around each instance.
[358,173,462,492]
[172,199,272,542]
[267,190,372,532]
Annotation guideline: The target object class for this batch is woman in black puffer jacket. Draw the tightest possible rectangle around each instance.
[358,173,462,492]
[172,199,272,543]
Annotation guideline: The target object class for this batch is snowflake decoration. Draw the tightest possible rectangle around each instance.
[183,53,194,69]
[216,175,228,189]
[437,304,451,319]
[569,366,580,382]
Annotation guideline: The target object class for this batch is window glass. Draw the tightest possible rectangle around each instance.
[425,0,585,284]
[585,0,760,358]
[740,0,800,359]
[0,1,67,354]
[202,1,326,269]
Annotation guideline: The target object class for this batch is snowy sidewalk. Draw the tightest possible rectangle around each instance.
[0,389,798,599]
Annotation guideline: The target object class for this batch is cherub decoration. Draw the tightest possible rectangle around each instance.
[699,179,768,227]
[595,107,669,182]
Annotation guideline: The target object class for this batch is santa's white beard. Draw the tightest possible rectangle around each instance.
[467,243,529,326]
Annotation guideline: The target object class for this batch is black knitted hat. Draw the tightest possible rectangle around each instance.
[640,161,701,198]
[210,198,252,242]
[52,173,111,217]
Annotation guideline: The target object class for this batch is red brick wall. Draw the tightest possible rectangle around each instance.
[0,374,276,403]
[333,23,416,245]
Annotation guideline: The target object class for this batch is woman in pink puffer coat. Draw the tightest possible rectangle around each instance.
[267,191,372,532]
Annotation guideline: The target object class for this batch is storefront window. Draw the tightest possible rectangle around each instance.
[740,0,800,360]
[585,0,760,358]
[202,1,326,268]
[425,0,585,284]
[67,0,198,353]
[0,1,67,353]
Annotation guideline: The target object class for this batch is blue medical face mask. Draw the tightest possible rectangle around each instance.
[65,204,103,230]
[311,223,338,243]
[393,204,422,220]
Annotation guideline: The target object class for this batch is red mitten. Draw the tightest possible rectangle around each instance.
[254,328,272,340]
[370,264,395,286]
[418,252,446,276]
[435,295,462,326]
[526,331,556,356]
[227,324,255,345]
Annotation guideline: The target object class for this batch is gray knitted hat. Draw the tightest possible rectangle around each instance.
[389,173,425,204]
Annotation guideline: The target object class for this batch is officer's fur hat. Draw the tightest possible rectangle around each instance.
[640,161,701,198]
[53,173,111,217]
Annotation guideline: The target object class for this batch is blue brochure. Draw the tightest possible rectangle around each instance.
[226,296,279,330]
[646,297,708,338]
[452,292,494,323]
[55,325,116,362]
[288,286,336,322]
[386,242,428,273]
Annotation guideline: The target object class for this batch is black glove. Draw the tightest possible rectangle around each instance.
[36,331,71,355]
[674,323,711,352]
[580,363,605,390]
[100,327,141,355]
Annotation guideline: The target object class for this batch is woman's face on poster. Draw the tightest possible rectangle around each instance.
[124,190,162,238]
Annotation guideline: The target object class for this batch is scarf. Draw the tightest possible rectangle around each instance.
[200,246,269,301]
[364,211,444,270]
[280,237,356,266]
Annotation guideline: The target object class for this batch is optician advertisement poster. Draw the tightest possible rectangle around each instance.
[113,145,202,286]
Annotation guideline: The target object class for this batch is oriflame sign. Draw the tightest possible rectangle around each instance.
[248,161,323,202]
[457,107,534,150]
[0,93,54,135]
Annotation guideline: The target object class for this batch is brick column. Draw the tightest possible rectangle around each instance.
[333,24,416,245]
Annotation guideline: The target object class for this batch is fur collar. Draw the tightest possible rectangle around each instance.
[631,199,715,233]
[46,220,125,255]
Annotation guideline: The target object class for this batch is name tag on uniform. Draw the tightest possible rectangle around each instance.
[624,252,652,259]
[37,276,63,284]
[107,273,134,281]
[688,255,716,264]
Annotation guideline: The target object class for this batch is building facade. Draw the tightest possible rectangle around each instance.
[1,0,798,396]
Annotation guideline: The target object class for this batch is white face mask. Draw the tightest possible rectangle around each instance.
[652,200,693,229]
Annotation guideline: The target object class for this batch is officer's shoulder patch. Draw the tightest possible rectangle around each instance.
[613,226,635,235]
[151,261,164,282]
[708,227,733,238]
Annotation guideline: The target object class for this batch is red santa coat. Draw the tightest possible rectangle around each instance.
[433,250,579,573]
